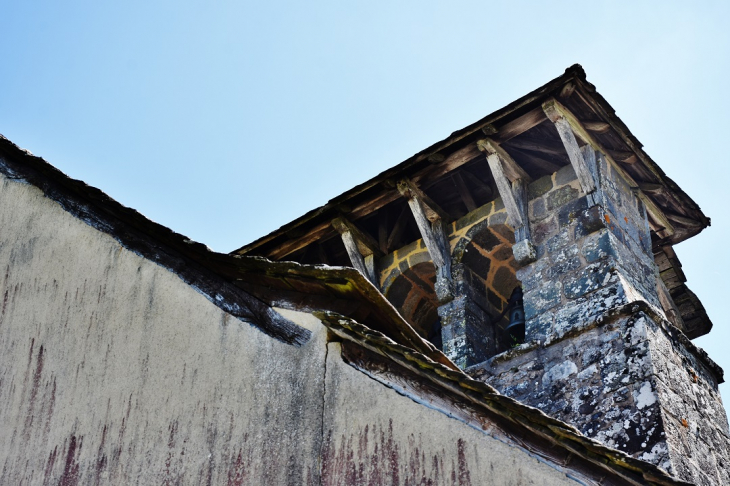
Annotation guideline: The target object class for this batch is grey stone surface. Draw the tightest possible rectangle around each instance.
[469,153,730,484]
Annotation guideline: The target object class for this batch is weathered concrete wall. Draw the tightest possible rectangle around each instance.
[321,342,578,486]
[0,172,589,484]
[0,174,328,484]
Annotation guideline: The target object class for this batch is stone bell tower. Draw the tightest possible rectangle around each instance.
[470,99,729,485]
[235,66,730,485]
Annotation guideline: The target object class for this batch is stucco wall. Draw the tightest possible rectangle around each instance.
[0,174,328,484]
[321,341,578,486]
[0,172,583,485]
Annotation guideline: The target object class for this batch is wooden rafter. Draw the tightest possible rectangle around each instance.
[387,204,410,251]
[451,172,477,212]
[507,147,562,174]
[503,138,566,157]
[460,169,493,197]
[493,107,547,143]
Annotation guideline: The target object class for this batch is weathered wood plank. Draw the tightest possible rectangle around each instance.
[477,139,532,183]
[486,153,524,229]
[406,197,448,269]
[542,99,597,195]
[584,121,610,133]
[267,222,332,260]
[414,143,482,187]
[664,211,703,228]
[503,138,566,157]
[397,178,452,223]
[637,182,664,194]
[339,228,377,283]
[494,107,547,143]
[559,82,575,99]
[331,216,383,257]
[401,192,454,302]
[507,147,562,174]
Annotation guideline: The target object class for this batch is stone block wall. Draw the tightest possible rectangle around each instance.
[471,313,671,468]
[517,161,660,345]
[469,152,730,484]
[471,310,729,485]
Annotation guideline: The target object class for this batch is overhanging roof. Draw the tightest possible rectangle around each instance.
[234,64,709,261]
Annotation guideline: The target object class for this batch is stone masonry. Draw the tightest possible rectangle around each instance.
[469,152,730,485]
[377,199,519,367]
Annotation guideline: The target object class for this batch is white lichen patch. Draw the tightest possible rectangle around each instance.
[635,381,657,410]
[542,360,578,387]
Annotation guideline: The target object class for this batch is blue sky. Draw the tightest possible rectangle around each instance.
[2,2,729,411]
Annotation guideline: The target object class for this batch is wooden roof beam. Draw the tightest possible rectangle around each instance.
[332,216,382,284]
[398,178,454,303]
[542,99,597,196]
[493,107,547,143]
[397,178,452,223]
[331,217,383,258]
[477,139,532,183]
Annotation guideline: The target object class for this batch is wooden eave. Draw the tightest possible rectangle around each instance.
[234,64,710,260]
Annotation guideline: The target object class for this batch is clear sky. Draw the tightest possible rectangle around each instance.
[2,2,729,412]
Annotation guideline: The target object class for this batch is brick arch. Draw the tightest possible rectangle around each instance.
[382,262,440,345]
[454,221,519,313]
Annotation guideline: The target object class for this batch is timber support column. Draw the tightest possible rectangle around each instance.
[398,179,493,367]
[332,216,383,285]
[478,139,535,266]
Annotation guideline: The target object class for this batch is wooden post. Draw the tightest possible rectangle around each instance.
[332,217,382,285]
[478,139,536,265]
[397,179,453,303]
